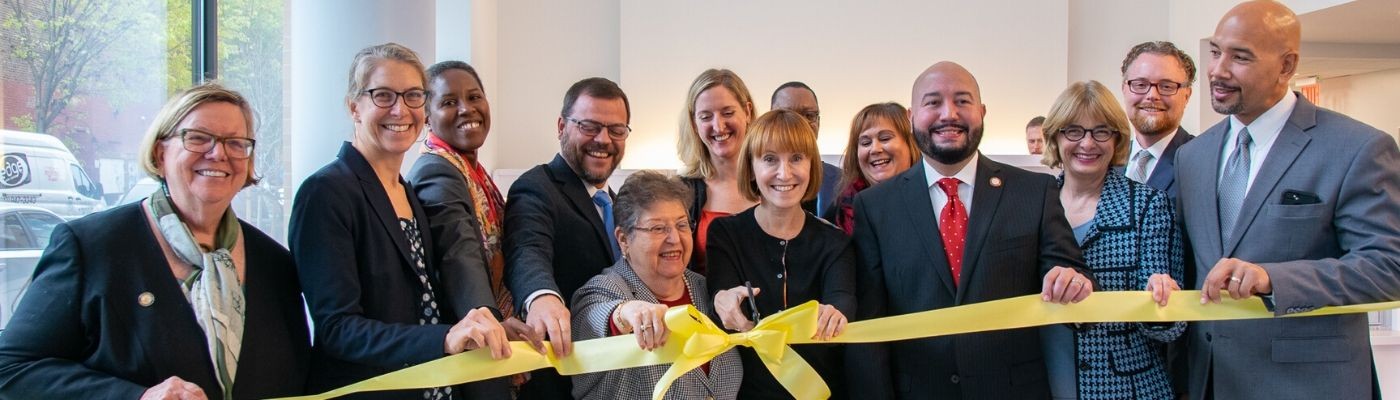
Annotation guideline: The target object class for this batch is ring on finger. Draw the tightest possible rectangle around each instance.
[1229,276,1242,283]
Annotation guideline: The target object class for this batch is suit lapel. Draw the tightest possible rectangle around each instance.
[1223,98,1316,256]
[899,165,957,296]
[547,154,610,251]
[1145,127,1189,191]
[1081,173,1134,250]
[1191,122,1229,259]
[957,156,1003,304]
[342,145,415,268]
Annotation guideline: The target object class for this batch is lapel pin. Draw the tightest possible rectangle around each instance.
[989,177,1003,188]
[138,292,155,307]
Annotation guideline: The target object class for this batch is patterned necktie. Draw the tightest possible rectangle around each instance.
[936,178,967,286]
[1128,149,1154,183]
[1218,127,1253,244]
[592,190,621,262]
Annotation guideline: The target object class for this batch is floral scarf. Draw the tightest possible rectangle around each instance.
[422,135,514,318]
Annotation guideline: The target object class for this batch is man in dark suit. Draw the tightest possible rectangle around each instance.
[504,77,631,400]
[1120,41,1197,198]
[849,61,1093,399]
[1170,2,1400,399]
[771,81,841,215]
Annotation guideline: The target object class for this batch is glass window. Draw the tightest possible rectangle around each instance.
[20,211,64,249]
[1,213,32,250]
[219,0,288,243]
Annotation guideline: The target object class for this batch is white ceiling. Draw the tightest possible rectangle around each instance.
[1297,0,1400,79]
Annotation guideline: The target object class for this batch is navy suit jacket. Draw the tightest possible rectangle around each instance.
[503,154,615,309]
[291,143,452,399]
[0,203,310,400]
[850,155,1088,399]
[1144,127,1194,199]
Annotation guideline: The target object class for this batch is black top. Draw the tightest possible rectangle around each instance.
[0,203,310,400]
[704,207,856,399]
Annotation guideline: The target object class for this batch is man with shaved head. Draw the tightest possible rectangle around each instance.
[1166,1,1400,398]
[848,61,1092,399]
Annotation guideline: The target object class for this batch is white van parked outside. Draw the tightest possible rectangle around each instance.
[1,129,105,220]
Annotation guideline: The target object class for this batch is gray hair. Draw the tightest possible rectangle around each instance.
[613,170,693,236]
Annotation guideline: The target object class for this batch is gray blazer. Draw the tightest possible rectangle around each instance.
[570,261,741,400]
[1175,94,1400,400]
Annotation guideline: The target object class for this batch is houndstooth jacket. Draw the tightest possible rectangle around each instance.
[570,260,742,400]
[1066,170,1185,399]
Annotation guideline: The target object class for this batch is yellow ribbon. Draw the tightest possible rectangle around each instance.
[273,291,1400,400]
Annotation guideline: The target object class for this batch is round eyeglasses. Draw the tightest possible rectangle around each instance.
[1058,127,1117,143]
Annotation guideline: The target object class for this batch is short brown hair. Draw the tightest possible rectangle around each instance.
[139,81,259,187]
[1121,41,1197,85]
[736,110,822,203]
[837,102,918,192]
[1040,80,1131,169]
[677,68,755,179]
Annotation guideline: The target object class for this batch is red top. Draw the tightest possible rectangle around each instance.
[693,209,732,275]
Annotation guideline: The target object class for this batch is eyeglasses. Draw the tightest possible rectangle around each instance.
[1058,126,1118,143]
[630,221,693,237]
[361,88,428,109]
[567,117,631,140]
[176,128,256,159]
[798,110,820,123]
[1125,79,1184,96]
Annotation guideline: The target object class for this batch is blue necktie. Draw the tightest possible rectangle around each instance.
[1218,127,1253,245]
[592,190,620,262]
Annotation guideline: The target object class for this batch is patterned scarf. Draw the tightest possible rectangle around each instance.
[422,135,514,318]
[147,184,244,400]
[831,178,869,235]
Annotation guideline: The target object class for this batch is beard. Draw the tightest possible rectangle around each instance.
[915,121,983,165]
[1210,80,1244,115]
[1129,105,1181,137]
[561,137,620,186]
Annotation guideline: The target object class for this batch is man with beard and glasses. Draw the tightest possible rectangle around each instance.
[504,77,631,400]
[1162,2,1400,399]
[1120,41,1197,198]
[846,61,1093,399]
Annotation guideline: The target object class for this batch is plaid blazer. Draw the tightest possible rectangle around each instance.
[570,260,742,400]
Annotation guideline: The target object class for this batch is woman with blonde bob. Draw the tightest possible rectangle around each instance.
[823,102,921,234]
[0,82,311,399]
[1038,81,1183,399]
[676,68,758,274]
[706,109,856,399]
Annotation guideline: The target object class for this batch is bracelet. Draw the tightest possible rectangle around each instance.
[612,302,631,332]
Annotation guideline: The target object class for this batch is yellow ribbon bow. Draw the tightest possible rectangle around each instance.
[649,302,829,400]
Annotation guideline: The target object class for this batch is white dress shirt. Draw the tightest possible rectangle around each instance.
[1129,129,1179,181]
[923,154,978,226]
[1218,91,1296,193]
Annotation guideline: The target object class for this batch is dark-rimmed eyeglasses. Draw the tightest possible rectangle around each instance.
[361,88,428,109]
[630,221,693,237]
[567,117,631,140]
[1058,126,1117,143]
[176,128,256,159]
[1125,79,1184,96]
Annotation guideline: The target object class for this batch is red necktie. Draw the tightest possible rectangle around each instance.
[937,178,967,286]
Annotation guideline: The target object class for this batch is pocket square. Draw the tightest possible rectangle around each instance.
[1281,189,1320,205]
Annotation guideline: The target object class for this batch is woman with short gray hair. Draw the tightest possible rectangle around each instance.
[570,170,741,400]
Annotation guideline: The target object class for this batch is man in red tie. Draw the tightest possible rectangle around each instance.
[848,61,1093,399]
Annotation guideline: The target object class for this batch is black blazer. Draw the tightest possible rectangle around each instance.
[849,155,1089,399]
[407,153,501,319]
[0,203,310,399]
[502,154,614,309]
[290,143,451,398]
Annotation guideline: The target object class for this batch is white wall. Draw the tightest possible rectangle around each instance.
[1317,67,1400,141]
[1067,0,1169,106]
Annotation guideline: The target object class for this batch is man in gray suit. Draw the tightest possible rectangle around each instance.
[1168,2,1400,398]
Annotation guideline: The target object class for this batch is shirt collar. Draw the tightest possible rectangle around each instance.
[923,152,980,188]
[1131,129,1178,160]
[1228,91,1296,146]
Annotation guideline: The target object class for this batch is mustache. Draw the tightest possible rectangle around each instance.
[583,141,616,155]
[1211,81,1240,91]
